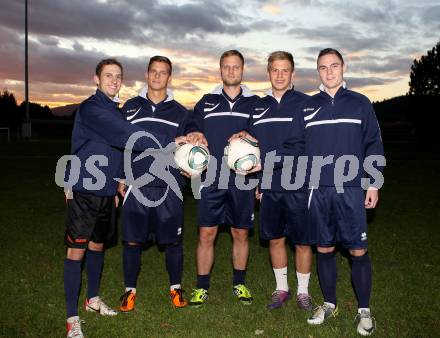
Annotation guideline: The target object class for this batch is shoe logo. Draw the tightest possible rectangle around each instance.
[85,300,100,312]
[251,213,255,221]
[177,227,182,235]
[361,232,367,241]
[87,305,99,312]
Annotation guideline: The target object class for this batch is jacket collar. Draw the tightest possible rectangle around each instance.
[265,87,294,99]
[319,81,347,98]
[138,85,174,103]
[210,84,255,97]
[95,89,119,106]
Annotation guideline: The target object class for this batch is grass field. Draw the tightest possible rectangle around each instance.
[0,139,439,338]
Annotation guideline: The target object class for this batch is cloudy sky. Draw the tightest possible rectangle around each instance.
[1,0,439,108]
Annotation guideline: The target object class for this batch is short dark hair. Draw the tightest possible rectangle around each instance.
[148,55,172,75]
[95,58,123,77]
[219,50,244,67]
[267,51,294,71]
[317,48,344,65]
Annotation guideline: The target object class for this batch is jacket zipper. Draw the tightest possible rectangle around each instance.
[230,97,240,114]
[330,97,334,119]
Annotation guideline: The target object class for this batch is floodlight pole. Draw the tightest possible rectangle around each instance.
[23,0,31,138]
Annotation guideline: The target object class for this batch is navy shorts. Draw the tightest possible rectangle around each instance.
[65,191,116,249]
[259,190,312,244]
[309,186,368,249]
[122,186,183,245]
[198,185,255,228]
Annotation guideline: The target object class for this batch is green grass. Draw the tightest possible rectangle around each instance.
[0,139,439,337]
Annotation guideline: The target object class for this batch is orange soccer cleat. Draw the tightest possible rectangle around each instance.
[170,288,188,308]
[119,290,136,312]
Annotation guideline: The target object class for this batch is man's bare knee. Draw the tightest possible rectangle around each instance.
[231,228,248,242]
[269,237,285,248]
[349,248,367,257]
[199,227,217,245]
[317,246,335,254]
[88,241,104,252]
[66,247,86,261]
[295,244,312,254]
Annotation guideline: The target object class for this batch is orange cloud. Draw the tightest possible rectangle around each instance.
[262,4,281,15]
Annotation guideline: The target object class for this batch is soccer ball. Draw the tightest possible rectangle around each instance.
[224,136,260,172]
[174,143,210,177]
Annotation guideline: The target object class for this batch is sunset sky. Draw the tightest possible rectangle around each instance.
[1,0,439,108]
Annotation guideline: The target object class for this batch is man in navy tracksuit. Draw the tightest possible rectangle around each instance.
[284,49,384,336]
[64,59,172,338]
[117,56,194,311]
[187,50,259,306]
[244,51,314,311]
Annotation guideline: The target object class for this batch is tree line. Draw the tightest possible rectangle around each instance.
[0,90,53,129]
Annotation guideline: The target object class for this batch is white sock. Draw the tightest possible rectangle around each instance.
[88,296,100,302]
[67,316,79,323]
[358,307,370,314]
[125,287,136,294]
[296,271,310,295]
[324,301,336,309]
[170,284,181,291]
[273,267,289,292]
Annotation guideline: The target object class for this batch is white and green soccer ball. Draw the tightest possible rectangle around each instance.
[224,136,260,172]
[174,143,210,177]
